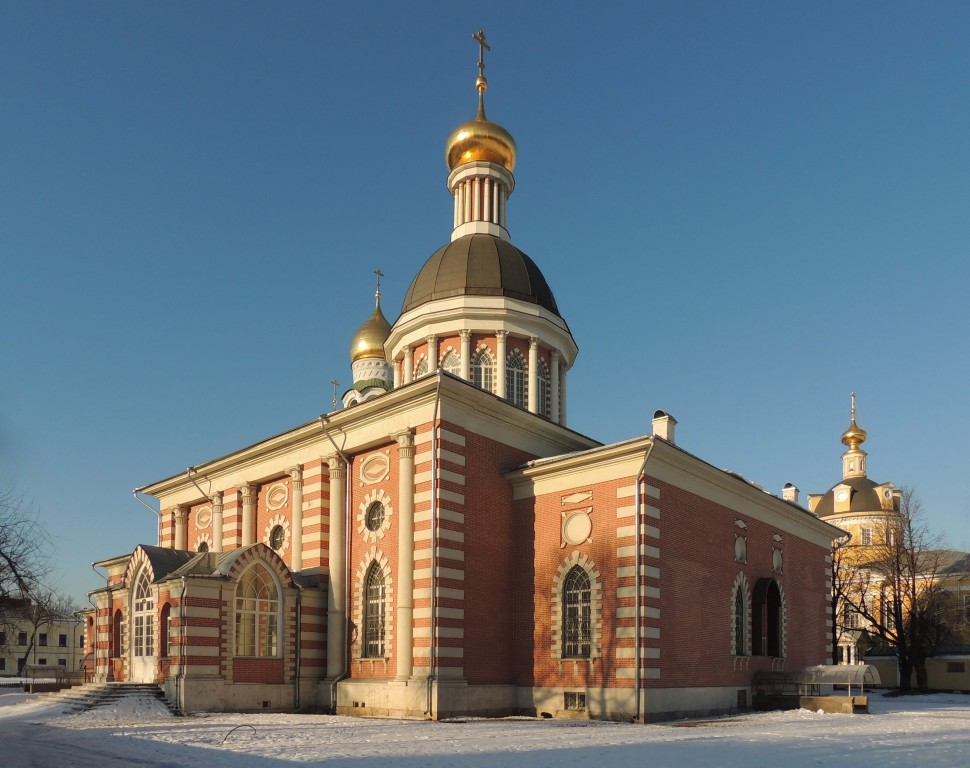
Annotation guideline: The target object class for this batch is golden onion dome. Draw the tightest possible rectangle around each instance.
[445,115,517,172]
[445,67,517,172]
[350,299,391,363]
[841,419,868,450]
[841,392,868,450]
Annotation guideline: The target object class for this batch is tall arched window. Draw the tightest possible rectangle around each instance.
[441,350,460,376]
[235,563,280,657]
[160,604,172,658]
[734,586,746,656]
[506,351,526,408]
[537,359,550,417]
[562,566,591,658]
[414,358,429,378]
[471,348,494,392]
[752,578,783,657]
[112,610,123,658]
[363,562,386,658]
[132,570,154,658]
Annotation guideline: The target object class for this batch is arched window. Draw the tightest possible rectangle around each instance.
[471,348,494,392]
[198,541,209,553]
[112,610,123,658]
[752,578,783,657]
[441,350,460,376]
[562,566,591,658]
[160,604,172,658]
[734,586,746,656]
[363,562,386,658]
[414,358,429,378]
[506,350,527,408]
[132,570,154,658]
[235,563,280,657]
[537,359,550,417]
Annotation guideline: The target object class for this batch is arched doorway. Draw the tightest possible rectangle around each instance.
[130,569,157,682]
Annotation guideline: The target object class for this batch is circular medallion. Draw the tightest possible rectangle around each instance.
[196,507,212,529]
[563,511,592,546]
[836,491,848,502]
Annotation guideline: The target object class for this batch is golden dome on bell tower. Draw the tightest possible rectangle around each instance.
[841,392,868,450]
[444,30,517,173]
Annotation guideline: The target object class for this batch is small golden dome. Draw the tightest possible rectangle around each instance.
[841,419,868,450]
[350,299,391,363]
[445,115,517,172]
[841,392,868,450]
[445,38,517,172]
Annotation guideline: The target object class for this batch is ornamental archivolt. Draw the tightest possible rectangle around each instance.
[194,532,213,552]
[357,488,393,543]
[263,514,291,554]
[266,482,289,511]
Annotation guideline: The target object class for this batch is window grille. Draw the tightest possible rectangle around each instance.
[564,691,586,710]
[471,349,494,392]
[506,352,526,408]
[441,351,460,376]
[363,563,386,658]
[133,570,155,657]
[562,566,591,658]
[235,564,280,657]
[734,587,746,655]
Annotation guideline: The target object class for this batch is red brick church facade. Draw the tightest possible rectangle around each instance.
[83,36,840,721]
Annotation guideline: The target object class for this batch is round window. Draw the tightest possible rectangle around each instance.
[365,502,385,532]
[269,524,286,550]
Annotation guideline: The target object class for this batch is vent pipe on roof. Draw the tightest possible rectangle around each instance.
[652,410,677,444]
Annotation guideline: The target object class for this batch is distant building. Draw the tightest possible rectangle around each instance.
[0,597,85,677]
[808,397,970,689]
[82,35,841,721]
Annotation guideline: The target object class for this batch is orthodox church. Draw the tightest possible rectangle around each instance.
[84,34,842,722]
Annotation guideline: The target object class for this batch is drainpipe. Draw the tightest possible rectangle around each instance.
[177,576,187,714]
[294,582,304,711]
[320,415,353,713]
[426,370,443,717]
[133,490,162,545]
[633,439,655,724]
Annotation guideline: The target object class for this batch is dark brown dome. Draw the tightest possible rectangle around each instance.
[813,476,887,517]
[401,234,561,317]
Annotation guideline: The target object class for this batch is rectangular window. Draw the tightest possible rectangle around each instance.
[58,658,67,667]
[861,527,872,546]
[947,662,966,674]
[564,692,586,711]
[58,634,67,648]
[0,658,5,670]
[17,632,27,646]
[38,658,47,665]
[39,633,48,647]
[883,595,898,631]
[0,631,5,646]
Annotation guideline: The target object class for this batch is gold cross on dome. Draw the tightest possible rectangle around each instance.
[473,30,490,79]
[374,267,383,295]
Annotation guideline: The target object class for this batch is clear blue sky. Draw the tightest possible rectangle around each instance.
[2,2,968,605]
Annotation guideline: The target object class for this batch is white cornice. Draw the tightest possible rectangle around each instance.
[138,374,597,508]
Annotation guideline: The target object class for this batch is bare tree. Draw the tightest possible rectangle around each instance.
[835,489,951,692]
[0,489,54,665]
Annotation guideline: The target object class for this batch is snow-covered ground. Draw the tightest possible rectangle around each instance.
[1,689,968,767]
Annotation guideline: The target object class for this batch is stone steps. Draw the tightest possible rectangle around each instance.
[36,681,179,716]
